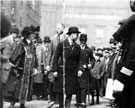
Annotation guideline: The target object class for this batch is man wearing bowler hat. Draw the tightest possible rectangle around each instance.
[41,36,51,100]
[51,26,81,108]
[76,33,95,107]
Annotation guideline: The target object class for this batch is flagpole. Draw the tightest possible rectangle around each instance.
[62,0,66,108]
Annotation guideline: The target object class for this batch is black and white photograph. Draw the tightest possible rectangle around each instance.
[0,0,135,108]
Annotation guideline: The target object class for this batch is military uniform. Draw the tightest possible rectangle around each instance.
[113,14,135,108]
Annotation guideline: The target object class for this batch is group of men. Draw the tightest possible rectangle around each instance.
[1,1,135,108]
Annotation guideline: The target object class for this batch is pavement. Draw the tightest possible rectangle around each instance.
[4,95,112,108]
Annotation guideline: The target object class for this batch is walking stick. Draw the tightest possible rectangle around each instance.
[88,69,91,105]
[62,0,66,108]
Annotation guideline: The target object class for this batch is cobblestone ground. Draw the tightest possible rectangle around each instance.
[4,95,112,108]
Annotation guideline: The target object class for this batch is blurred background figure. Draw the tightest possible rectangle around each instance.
[0,11,11,108]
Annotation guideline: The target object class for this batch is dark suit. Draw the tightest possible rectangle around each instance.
[46,33,66,102]
[52,39,81,108]
[4,39,36,104]
[77,45,95,104]
[113,14,135,108]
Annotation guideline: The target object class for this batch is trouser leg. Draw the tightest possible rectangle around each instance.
[65,94,72,108]
[81,88,87,104]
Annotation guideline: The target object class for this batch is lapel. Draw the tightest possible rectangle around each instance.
[64,39,72,57]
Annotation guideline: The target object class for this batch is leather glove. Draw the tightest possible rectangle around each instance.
[78,70,83,77]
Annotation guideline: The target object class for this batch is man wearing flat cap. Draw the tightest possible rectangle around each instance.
[51,26,81,108]
[0,26,19,89]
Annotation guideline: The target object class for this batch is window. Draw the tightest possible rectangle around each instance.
[96,28,104,43]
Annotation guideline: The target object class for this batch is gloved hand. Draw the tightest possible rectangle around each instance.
[113,79,124,92]
[78,70,83,77]
[87,64,91,69]
[46,65,50,71]
[53,71,58,77]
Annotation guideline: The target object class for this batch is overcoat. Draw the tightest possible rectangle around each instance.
[78,45,95,89]
[52,39,81,94]
[0,35,15,83]
[4,39,36,103]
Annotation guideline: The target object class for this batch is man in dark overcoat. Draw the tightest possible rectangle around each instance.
[77,33,95,108]
[52,26,81,108]
[112,1,135,108]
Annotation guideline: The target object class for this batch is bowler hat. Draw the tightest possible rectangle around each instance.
[44,36,51,42]
[80,33,87,41]
[67,26,81,35]
[96,48,103,57]
[95,52,103,57]
[10,26,19,33]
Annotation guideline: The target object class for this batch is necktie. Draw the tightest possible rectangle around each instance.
[57,35,60,43]
[71,42,74,50]
[45,47,48,56]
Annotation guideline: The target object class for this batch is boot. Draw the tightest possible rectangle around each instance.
[81,103,86,108]
[20,104,26,108]
[96,95,99,104]
[65,100,71,108]
[89,92,95,105]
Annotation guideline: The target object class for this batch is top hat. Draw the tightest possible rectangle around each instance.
[67,26,81,35]
[10,26,19,33]
[44,36,51,42]
[80,33,87,41]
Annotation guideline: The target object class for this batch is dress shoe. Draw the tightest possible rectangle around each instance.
[89,101,95,105]
[81,103,86,108]
[9,105,14,108]
[20,104,26,108]
[44,96,48,100]
[47,101,55,108]
[74,103,81,107]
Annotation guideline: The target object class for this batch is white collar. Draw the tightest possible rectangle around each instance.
[68,38,73,45]
[26,39,31,44]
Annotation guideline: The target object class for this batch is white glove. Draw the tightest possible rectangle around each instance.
[34,68,38,75]
[78,70,83,77]
[46,65,50,71]
[87,64,91,69]
[44,70,48,75]
[53,71,58,77]
[83,65,87,69]
[113,80,124,92]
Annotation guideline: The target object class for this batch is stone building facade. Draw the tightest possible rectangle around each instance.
[1,0,41,31]
[40,0,132,48]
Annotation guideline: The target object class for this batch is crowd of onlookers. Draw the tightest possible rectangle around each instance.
[1,1,135,108]
[1,21,122,108]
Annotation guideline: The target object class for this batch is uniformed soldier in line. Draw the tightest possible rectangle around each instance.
[77,34,95,108]
[112,0,135,108]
